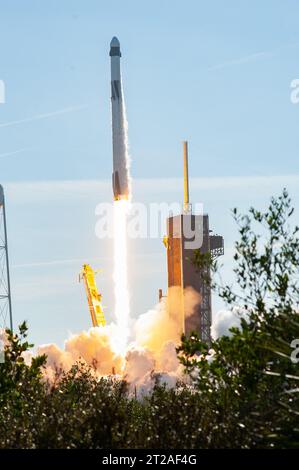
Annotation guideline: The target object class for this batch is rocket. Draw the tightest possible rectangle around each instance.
[110,36,130,201]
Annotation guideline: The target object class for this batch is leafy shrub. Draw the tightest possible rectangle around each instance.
[0,191,298,448]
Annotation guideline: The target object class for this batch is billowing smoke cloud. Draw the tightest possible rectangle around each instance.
[33,287,199,394]
[4,290,246,393]
[183,287,201,319]
[211,308,243,339]
[38,324,124,377]
[0,328,7,363]
[122,342,184,398]
[0,328,8,346]
[134,290,180,351]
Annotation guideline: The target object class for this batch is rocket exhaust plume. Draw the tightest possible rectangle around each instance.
[112,199,130,356]
[110,37,131,356]
[35,287,202,395]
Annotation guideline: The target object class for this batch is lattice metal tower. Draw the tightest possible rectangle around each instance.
[0,185,13,332]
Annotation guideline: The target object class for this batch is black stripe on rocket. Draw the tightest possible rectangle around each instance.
[111,80,121,100]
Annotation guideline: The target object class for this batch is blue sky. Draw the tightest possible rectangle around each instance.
[0,1,298,346]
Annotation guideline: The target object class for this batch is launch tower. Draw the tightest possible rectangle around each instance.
[165,143,224,344]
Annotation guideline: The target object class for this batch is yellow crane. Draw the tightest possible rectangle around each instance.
[79,264,106,327]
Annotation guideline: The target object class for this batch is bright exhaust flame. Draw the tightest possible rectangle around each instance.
[110,73,131,357]
[112,199,130,356]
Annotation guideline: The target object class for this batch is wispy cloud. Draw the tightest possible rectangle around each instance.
[207,41,299,72]
[4,174,299,192]
[0,148,31,159]
[3,175,299,207]
[207,51,270,71]
[12,258,89,269]
[0,105,87,129]
[13,253,164,270]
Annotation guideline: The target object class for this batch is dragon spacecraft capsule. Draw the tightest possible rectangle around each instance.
[110,36,130,201]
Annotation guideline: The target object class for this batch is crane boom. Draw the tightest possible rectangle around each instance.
[79,264,106,327]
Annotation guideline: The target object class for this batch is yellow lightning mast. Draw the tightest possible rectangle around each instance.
[79,264,106,327]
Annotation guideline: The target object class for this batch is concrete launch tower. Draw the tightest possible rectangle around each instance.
[165,142,223,344]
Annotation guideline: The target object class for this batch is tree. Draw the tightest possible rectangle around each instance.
[0,322,47,447]
[177,189,299,447]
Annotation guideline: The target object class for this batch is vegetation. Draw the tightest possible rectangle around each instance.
[0,190,298,448]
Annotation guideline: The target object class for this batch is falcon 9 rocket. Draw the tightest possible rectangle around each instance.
[110,36,130,200]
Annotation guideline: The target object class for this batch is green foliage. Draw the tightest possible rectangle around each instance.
[0,322,46,400]
[178,189,299,448]
[0,190,298,448]
[0,322,47,447]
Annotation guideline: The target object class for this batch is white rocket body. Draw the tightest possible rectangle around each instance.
[110,37,130,200]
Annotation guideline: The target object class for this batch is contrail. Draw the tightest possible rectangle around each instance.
[0,148,31,159]
[207,51,269,71]
[0,105,87,129]
[207,41,299,72]
[12,257,103,269]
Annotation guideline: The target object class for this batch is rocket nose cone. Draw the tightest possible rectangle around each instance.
[110,37,121,57]
[110,36,120,47]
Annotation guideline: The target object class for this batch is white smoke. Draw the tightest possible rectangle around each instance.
[4,296,247,392]
[120,84,132,199]
[38,324,124,377]
[211,307,247,339]
[32,287,199,394]
[0,328,8,346]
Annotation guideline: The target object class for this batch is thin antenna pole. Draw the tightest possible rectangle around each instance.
[183,141,190,213]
